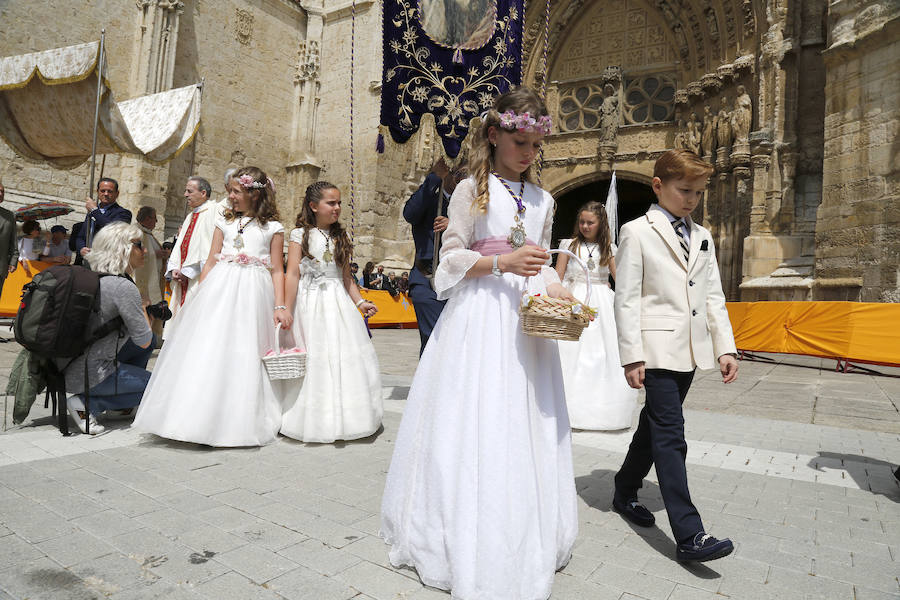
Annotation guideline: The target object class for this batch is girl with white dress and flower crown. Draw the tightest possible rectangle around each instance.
[381,87,578,600]
[133,167,291,447]
[279,181,383,443]
[555,201,638,430]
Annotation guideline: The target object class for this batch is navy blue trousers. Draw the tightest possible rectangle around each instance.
[614,368,703,545]
[407,267,446,356]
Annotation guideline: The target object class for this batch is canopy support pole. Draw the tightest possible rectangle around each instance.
[181,78,204,220]
[86,29,106,248]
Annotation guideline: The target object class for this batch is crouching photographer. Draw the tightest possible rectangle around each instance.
[58,222,158,434]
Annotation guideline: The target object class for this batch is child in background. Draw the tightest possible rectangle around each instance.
[555,201,637,430]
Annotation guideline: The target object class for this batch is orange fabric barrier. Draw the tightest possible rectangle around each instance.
[360,290,418,329]
[726,301,900,367]
[0,261,54,318]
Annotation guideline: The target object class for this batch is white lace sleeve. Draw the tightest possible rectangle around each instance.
[540,191,561,287]
[433,178,481,300]
[289,228,304,244]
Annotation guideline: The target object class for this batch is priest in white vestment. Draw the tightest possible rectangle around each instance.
[164,176,219,339]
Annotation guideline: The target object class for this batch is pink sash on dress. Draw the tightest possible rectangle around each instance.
[470,236,538,256]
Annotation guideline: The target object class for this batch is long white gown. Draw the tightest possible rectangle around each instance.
[557,239,638,430]
[133,215,284,447]
[280,228,383,443]
[381,176,577,600]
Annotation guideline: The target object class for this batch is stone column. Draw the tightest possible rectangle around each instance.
[287,3,325,220]
[119,0,185,238]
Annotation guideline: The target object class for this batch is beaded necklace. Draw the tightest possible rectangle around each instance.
[492,171,527,249]
[317,227,333,263]
[233,216,254,250]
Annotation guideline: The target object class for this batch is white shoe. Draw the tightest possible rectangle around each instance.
[66,396,105,434]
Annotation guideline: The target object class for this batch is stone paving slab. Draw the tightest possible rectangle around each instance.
[0,330,898,599]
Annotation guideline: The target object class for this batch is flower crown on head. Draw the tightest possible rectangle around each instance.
[238,174,266,189]
[498,110,552,135]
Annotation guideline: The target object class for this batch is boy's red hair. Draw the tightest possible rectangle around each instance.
[654,149,714,181]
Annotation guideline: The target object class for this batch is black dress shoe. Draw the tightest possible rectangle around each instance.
[612,496,655,527]
[676,532,734,562]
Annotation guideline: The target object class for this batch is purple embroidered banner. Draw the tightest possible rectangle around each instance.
[380,0,525,158]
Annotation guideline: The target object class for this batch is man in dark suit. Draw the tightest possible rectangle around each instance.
[74,178,132,257]
[403,158,465,354]
[0,180,19,299]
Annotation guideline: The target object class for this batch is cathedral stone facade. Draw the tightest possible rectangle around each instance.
[1,0,897,301]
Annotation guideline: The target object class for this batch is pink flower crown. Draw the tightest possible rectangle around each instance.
[498,110,552,135]
[238,174,266,189]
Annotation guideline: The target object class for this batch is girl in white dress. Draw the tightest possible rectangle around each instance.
[381,87,578,600]
[133,167,292,447]
[280,182,383,443]
[555,201,638,430]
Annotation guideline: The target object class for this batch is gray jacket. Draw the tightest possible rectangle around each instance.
[0,206,18,275]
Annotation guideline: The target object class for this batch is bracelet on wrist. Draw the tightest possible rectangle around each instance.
[355,299,367,308]
[274,305,287,311]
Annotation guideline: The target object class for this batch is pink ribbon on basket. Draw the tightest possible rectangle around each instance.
[470,236,538,256]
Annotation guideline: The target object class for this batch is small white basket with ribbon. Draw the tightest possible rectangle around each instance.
[519,249,595,342]
[262,324,307,380]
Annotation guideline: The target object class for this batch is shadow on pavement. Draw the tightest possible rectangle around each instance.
[575,468,723,578]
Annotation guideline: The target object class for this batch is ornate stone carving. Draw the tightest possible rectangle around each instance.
[715,96,732,148]
[701,104,715,159]
[598,85,620,142]
[701,73,722,92]
[742,0,755,36]
[733,54,754,73]
[672,24,689,61]
[686,81,703,97]
[705,8,721,59]
[723,0,737,47]
[674,89,689,105]
[600,66,622,87]
[687,111,701,155]
[674,118,687,149]
[296,40,320,82]
[730,85,752,146]
[716,63,734,81]
[235,8,253,46]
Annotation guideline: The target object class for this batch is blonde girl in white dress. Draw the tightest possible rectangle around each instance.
[133,167,292,447]
[381,87,578,600]
[555,201,638,430]
[280,182,383,443]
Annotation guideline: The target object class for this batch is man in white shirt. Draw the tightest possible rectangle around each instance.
[41,225,72,264]
[164,176,218,339]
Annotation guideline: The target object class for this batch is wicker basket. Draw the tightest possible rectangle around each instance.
[262,325,307,380]
[519,249,593,342]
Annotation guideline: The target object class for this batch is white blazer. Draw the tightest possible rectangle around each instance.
[614,206,736,372]
[165,200,220,279]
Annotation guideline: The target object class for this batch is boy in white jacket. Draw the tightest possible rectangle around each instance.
[612,149,738,562]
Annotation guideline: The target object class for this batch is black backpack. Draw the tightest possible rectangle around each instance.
[14,265,123,434]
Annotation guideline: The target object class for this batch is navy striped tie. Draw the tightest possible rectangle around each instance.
[673,219,689,262]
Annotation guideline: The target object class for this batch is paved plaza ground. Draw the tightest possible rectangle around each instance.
[0,328,898,599]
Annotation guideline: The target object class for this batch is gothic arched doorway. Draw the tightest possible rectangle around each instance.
[552,177,655,250]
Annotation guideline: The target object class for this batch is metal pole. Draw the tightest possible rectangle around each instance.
[183,78,204,219]
[86,29,106,248]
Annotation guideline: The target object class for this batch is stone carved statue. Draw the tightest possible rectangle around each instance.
[701,104,716,157]
[599,84,619,143]
[674,119,688,150]
[730,85,752,145]
[687,111,702,155]
[715,96,732,148]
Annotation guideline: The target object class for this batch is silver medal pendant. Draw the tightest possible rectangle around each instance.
[233,234,244,250]
[322,249,333,263]
[508,221,527,249]
[587,258,596,270]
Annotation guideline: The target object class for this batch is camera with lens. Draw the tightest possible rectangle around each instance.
[145,300,173,321]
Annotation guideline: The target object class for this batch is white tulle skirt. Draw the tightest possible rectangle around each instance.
[280,278,382,443]
[381,272,577,600]
[558,281,638,430]
[133,262,282,447]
